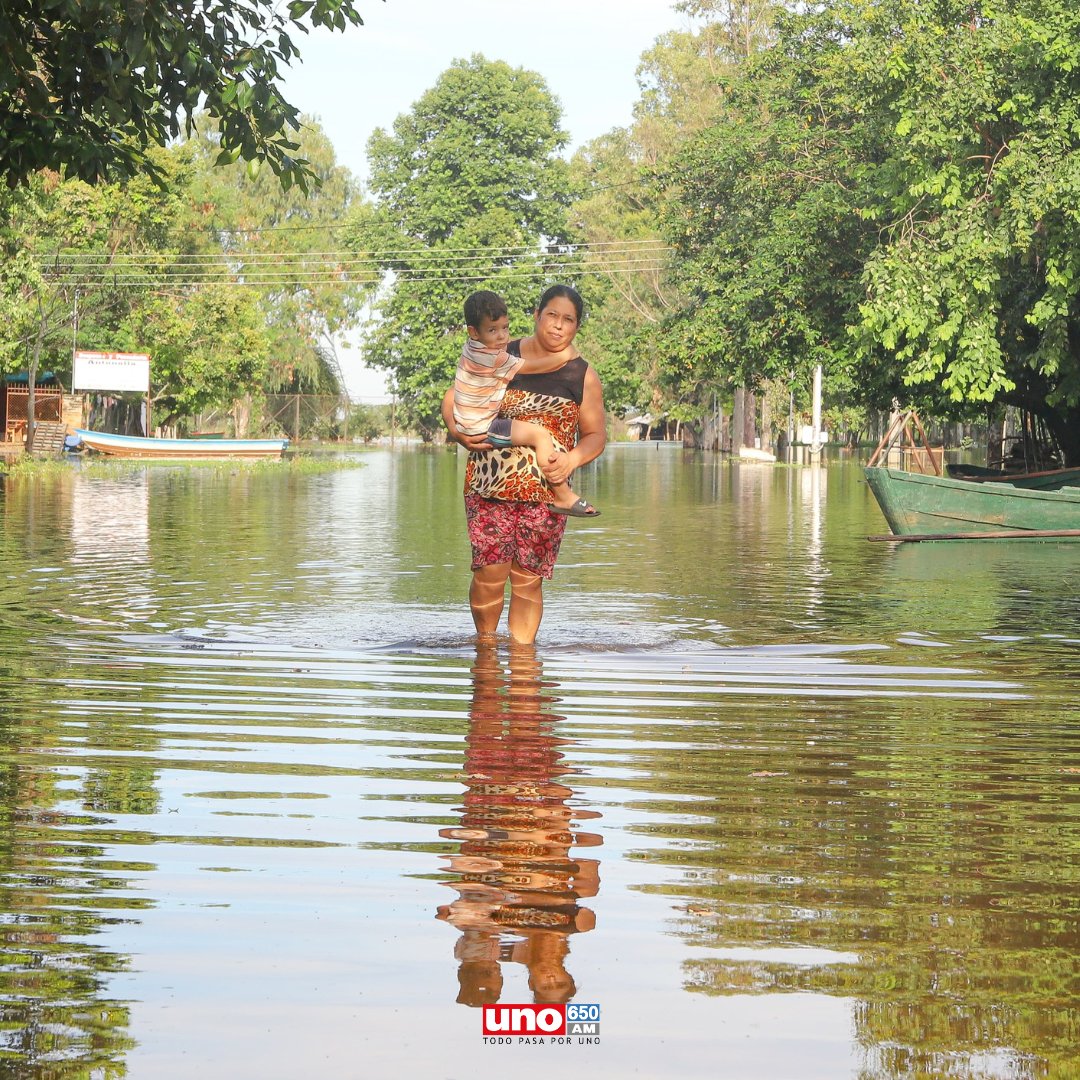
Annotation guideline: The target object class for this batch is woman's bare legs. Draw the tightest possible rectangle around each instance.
[470,562,511,637]
[507,562,544,644]
[508,420,580,510]
[469,561,545,644]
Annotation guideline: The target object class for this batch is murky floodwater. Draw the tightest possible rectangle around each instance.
[1,446,1077,1079]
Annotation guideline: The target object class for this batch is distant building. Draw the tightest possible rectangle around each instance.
[1,371,65,444]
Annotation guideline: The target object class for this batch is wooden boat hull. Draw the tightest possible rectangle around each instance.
[75,429,288,460]
[864,465,1080,536]
[945,463,1080,489]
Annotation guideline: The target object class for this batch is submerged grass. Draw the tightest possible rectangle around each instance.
[1,452,365,482]
[0,456,72,480]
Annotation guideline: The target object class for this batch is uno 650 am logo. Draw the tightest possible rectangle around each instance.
[482,1003,601,1045]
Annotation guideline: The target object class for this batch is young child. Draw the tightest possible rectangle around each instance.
[453,289,599,516]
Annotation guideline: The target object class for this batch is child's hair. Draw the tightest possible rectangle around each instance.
[464,290,508,328]
[537,284,584,322]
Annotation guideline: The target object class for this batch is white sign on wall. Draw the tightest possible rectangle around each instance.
[72,351,151,393]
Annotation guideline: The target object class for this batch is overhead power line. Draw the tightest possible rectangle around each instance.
[53,253,666,278]
[55,261,670,289]
[45,237,670,268]
[43,238,674,289]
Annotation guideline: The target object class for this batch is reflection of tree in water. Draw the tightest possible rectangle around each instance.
[0,662,143,1074]
[437,643,601,1007]
[638,697,1079,1080]
[0,766,139,1074]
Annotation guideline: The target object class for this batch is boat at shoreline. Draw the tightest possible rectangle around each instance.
[74,429,288,460]
[864,465,1080,538]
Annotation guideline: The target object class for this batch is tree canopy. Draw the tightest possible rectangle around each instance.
[353,54,576,438]
[0,0,368,189]
[188,117,371,395]
[568,0,779,426]
[655,0,1080,462]
[846,0,1080,462]
[0,148,273,426]
[1,116,365,432]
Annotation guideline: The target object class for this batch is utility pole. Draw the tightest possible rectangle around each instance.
[810,364,823,462]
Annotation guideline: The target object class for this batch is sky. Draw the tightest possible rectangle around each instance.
[278,0,689,399]
[284,0,688,181]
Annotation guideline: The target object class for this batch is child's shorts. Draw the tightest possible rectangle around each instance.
[486,417,512,448]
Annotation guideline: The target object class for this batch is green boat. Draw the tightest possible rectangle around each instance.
[864,465,1080,537]
[945,463,1080,489]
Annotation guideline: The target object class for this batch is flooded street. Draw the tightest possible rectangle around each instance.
[1,445,1077,1079]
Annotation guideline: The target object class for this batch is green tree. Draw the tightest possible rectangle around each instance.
[844,0,1080,463]
[2,118,373,437]
[657,0,1080,464]
[569,130,659,414]
[654,19,881,418]
[636,0,775,161]
[0,0,368,189]
[120,285,270,425]
[0,146,274,432]
[0,178,66,451]
[353,55,576,439]
[0,164,191,446]
[187,117,373,396]
[571,1,781,427]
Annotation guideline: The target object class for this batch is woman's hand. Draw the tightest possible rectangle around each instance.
[540,368,606,484]
[458,431,494,452]
[540,450,574,486]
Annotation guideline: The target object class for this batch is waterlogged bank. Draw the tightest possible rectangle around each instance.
[0,447,1077,1078]
[0,449,368,479]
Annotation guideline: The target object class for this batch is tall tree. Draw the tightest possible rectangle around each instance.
[571,0,782,426]
[0,146,274,432]
[844,0,1080,463]
[654,9,880,410]
[657,0,1080,464]
[188,117,372,396]
[635,0,775,163]
[569,129,664,414]
[0,0,368,189]
[353,55,575,438]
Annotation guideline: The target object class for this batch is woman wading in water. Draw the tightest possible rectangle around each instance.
[442,285,606,644]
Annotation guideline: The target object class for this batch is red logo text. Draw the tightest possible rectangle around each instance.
[482,1004,566,1036]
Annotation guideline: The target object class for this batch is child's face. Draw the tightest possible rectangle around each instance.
[468,314,510,349]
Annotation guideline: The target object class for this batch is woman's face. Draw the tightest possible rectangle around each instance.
[533,296,580,353]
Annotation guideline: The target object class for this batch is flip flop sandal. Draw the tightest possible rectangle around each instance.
[551,498,601,517]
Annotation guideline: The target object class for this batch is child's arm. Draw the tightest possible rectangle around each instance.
[441,385,493,450]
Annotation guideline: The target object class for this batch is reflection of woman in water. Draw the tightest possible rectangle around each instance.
[437,642,601,1006]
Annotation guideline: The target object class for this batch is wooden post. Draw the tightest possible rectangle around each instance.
[787,380,794,454]
[731,388,746,453]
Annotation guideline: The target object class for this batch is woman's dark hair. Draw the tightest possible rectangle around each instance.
[536,284,584,322]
